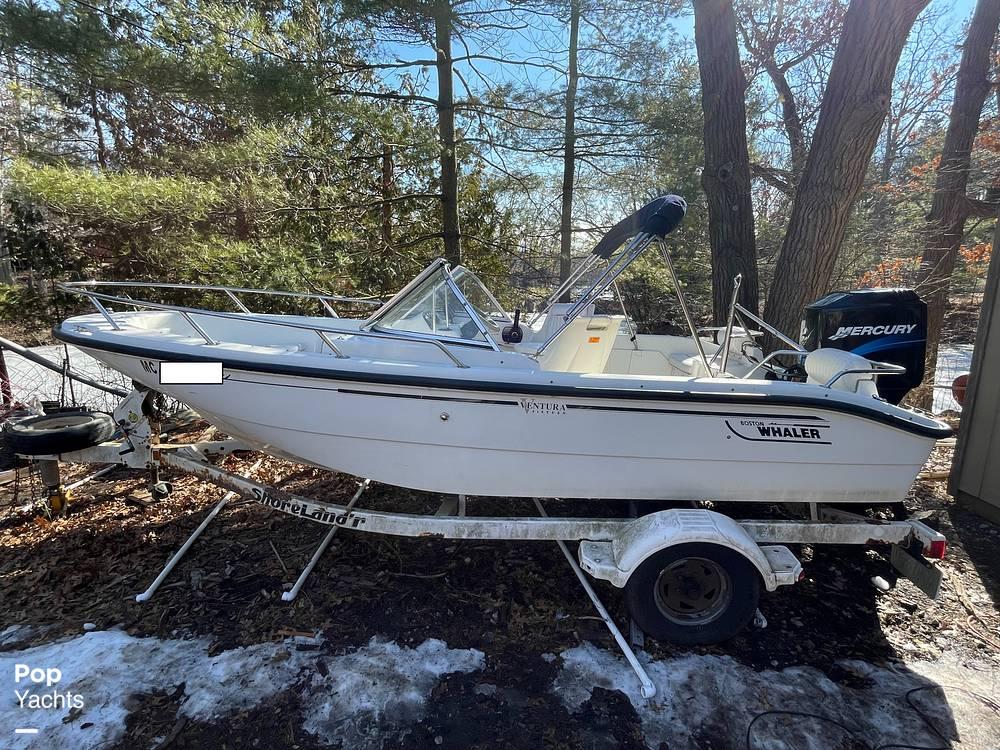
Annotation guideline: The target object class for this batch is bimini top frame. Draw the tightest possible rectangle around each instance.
[359,195,690,364]
[527,195,709,368]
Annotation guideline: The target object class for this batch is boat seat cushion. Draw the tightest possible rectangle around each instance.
[668,353,711,377]
[804,348,879,397]
[215,341,310,355]
[537,316,620,373]
[524,303,596,345]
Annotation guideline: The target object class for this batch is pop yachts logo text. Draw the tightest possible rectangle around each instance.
[518,399,566,415]
[725,418,830,444]
[13,664,85,711]
[829,323,917,341]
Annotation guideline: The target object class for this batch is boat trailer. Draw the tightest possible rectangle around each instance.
[11,388,948,699]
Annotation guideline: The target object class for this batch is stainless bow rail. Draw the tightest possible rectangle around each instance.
[60,280,381,316]
[57,281,472,368]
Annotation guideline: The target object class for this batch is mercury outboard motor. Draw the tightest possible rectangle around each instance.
[800,288,927,405]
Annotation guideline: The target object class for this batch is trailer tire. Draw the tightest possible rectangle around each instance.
[5,411,116,455]
[625,542,761,646]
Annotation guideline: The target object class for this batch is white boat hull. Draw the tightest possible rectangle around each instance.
[77,347,936,504]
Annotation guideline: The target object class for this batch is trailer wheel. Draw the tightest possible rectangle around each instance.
[4,411,116,455]
[625,542,761,645]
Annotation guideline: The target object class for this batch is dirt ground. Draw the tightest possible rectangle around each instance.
[1,423,998,749]
[0,320,53,349]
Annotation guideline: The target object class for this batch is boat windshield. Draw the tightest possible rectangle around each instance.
[451,266,512,328]
[371,265,505,344]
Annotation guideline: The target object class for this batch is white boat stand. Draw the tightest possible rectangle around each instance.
[135,458,264,602]
[534,498,656,698]
[136,488,238,603]
[135,463,374,606]
[125,458,660,691]
[281,479,370,602]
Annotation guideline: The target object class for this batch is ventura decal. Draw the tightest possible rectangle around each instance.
[519,399,566,415]
[725,418,831,445]
[828,323,917,341]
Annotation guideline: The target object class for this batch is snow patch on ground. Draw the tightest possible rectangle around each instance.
[0,630,483,749]
[934,344,974,414]
[554,643,1000,750]
[0,625,34,647]
[301,639,485,747]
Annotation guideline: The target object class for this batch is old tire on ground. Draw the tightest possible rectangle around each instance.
[150,481,173,500]
[5,411,116,455]
[624,542,761,646]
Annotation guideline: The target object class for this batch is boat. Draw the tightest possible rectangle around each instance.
[53,195,951,504]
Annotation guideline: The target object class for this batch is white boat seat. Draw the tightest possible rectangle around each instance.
[112,326,173,336]
[523,302,596,344]
[804,348,879,397]
[215,341,310,355]
[537,316,620,373]
[668,353,710,377]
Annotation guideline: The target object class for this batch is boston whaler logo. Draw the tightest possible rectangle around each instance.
[518,398,566,416]
[828,323,917,341]
[725,417,831,445]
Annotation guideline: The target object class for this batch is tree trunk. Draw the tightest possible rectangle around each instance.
[763,60,807,179]
[914,0,1000,407]
[557,0,581,302]
[434,1,462,265]
[89,81,108,170]
[880,117,896,184]
[693,0,760,323]
[763,0,929,345]
[381,143,394,252]
[0,54,14,284]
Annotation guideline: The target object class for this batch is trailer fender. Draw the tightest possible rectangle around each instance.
[579,509,786,590]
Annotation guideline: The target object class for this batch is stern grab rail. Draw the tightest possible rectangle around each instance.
[823,361,906,389]
[57,282,470,368]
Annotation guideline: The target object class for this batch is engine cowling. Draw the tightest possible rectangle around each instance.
[801,288,926,405]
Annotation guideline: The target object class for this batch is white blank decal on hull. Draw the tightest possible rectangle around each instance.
[159,361,223,385]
